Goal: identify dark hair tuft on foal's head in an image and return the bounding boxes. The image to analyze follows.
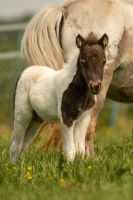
[76,32,109,49]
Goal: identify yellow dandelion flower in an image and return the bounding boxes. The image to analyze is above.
[27,175,33,180]
[27,166,32,171]
[60,178,65,188]
[26,171,30,176]
[88,166,92,170]
[26,166,33,181]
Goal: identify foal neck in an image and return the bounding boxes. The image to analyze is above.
[73,57,89,92]
[61,57,95,127]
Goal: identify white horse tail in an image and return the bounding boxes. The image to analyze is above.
[21,6,66,70]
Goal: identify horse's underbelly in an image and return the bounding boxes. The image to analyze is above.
[30,87,59,122]
[107,62,133,103]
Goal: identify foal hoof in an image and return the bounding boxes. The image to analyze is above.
[65,150,76,161]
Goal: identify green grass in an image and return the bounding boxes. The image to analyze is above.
[0,130,133,200]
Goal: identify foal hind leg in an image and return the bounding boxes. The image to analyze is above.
[22,112,42,151]
[10,108,33,163]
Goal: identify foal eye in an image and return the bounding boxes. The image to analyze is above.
[103,59,106,64]
[80,59,86,66]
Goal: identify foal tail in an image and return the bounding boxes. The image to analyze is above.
[21,5,66,70]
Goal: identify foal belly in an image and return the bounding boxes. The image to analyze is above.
[107,62,133,103]
[32,102,59,122]
[30,89,59,122]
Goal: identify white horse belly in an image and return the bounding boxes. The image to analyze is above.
[30,85,59,121]
[107,62,133,102]
[108,4,133,102]
[28,68,59,122]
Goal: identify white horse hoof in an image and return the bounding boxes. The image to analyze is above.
[65,150,76,161]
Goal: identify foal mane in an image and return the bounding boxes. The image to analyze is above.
[85,32,98,45]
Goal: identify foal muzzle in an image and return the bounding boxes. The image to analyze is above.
[89,80,102,95]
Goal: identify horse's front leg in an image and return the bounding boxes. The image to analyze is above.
[73,110,91,157]
[61,122,76,161]
[85,63,117,157]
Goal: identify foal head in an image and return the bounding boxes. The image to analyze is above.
[76,33,109,94]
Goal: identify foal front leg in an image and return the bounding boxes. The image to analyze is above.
[61,122,76,161]
[73,110,91,157]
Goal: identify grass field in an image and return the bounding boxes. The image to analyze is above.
[0,125,133,200]
[0,29,133,200]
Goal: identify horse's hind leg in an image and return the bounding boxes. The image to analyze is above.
[10,111,42,163]
[22,112,42,151]
[10,108,33,163]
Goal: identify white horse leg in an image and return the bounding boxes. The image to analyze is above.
[73,111,91,157]
[61,123,76,161]
[10,109,33,163]
[22,112,42,151]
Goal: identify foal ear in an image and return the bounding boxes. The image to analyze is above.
[98,33,109,48]
[76,34,85,48]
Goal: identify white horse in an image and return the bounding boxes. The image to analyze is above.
[10,33,108,162]
[21,0,133,156]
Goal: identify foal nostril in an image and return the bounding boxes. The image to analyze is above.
[94,83,101,91]
[89,81,102,93]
